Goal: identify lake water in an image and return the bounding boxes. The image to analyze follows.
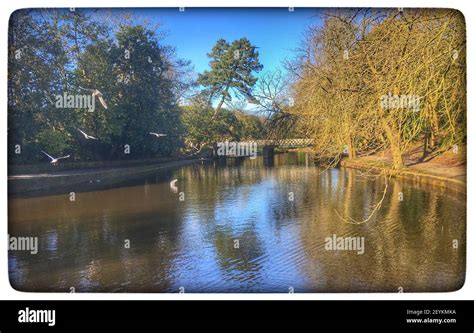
[8,152,466,292]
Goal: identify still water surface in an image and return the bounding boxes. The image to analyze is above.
[9,152,466,292]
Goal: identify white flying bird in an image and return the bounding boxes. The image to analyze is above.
[79,86,108,109]
[41,151,71,165]
[170,179,178,193]
[77,128,98,140]
[149,132,167,138]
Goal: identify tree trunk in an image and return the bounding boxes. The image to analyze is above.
[213,84,231,118]
[423,130,429,159]
[214,95,226,116]
[381,119,404,169]
[348,138,356,159]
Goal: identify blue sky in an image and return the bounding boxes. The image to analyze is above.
[134,8,320,77]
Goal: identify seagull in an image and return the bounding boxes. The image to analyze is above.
[41,151,71,165]
[170,179,178,193]
[78,86,108,109]
[77,128,98,140]
[149,132,167,138]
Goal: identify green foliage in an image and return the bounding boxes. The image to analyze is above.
[35,128,72,156]
[9,9,190,164]
[8,11,276,165]
[181,94,265,154]
[234,111,265,140]
[198,38,263,115]
[8,10,71,163]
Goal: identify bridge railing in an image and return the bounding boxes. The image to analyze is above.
[252,138,314,147]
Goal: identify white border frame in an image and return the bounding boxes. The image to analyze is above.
[1,0,471,300]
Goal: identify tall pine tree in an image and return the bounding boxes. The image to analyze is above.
[198,38,263,117]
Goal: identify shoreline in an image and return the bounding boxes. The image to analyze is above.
[8,157,203,197]
[340,158,466,195]
[9,152,467,197]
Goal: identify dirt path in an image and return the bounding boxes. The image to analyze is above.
[341,145,466,194]
[358,154,466,183]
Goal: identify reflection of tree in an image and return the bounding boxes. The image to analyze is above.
[9,173,187,292]
[263,156,274,167]
[298,167,465,292]
[9,152,466,292]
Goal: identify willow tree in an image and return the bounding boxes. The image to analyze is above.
[290,8,466,170]
[360,9,466,168]
[291,9,378,164]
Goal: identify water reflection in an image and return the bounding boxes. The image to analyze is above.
[8,152,465,292]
